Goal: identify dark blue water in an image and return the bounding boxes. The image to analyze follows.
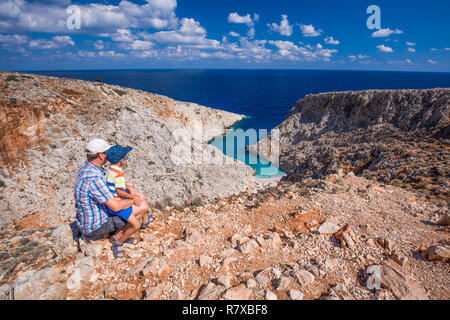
[31,69,450,132]
[31,69,450,176]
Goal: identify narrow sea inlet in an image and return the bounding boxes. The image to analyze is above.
[209,117,286,178]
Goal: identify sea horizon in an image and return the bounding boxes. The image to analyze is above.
[9,68,450,74]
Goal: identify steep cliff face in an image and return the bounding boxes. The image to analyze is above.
[251,88,449,201]
[0,71,257,227]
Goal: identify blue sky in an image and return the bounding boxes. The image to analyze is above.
[0,0,449,71]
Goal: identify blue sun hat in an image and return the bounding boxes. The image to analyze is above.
[106,145,133,164]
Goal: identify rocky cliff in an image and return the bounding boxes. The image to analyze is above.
[250,88,449,202]
[0,71,257,227]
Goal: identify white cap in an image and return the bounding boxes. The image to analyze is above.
[85,139,111,153]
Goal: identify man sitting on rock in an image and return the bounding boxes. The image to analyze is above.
[74,139,149,257]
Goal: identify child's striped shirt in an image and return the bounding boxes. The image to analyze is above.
[106,165,126,200]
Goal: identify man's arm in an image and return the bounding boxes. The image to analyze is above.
[116,188,141,205]
[104,198,134,212]
[90,178,133,212]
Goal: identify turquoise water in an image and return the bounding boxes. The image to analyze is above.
[209,118,286,178]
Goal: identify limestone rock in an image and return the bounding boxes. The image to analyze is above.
[0,284,10,300]
[293,270,315,286]
[217,275,232,288]
[273,277,291,290]
[199,255,213,268]
[333,224,357,249]
[222,286,252,300]
[39,283,65,300]
[142,257,169,277]
[437,214,450,226]
[67,257,95,291]
[197,282,226,300]
[185,229,204,246]
[269,233,282,247]
[238,239,259,254]
[255,274,270,288]
[145,286,161,300]
[13,267,63,300]
[366,261,429,300]
[246,279,257,289]
[265,289,277,300]
[316,221,340,235]
[222,256,237,268]
[424,245,450,262]
[288,289,304,300]
[52,225,78,258]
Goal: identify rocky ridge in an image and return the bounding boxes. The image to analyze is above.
[250,88,449,203]
[0,71,258,227]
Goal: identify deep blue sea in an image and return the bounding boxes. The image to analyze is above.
[31,69,450,177]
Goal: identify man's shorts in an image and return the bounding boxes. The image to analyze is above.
[106,205,133,221]
[84,215,127,241]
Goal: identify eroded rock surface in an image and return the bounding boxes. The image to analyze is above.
[250,89,449,202]
[0,71,257,227]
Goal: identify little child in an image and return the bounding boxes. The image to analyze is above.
[105,145,154,238]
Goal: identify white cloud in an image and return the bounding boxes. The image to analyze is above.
[227,12,258,39]
[348,54,370,62]
[228,12,253,25]
[77,50,96,58]
[178,18,205,35]
[431,47,450,51]
[93,40,105,50]
[247,27,255,39]
[110,29,135,42]
[140,18,219,49]
[405,59,412,64]
[324,36,339,45]
[0,0,179,34]
[145,0,177,11]
[0,33,28,51]
[268,15,293,36]
[406,41,416,46]
[268,40,337,61]
[29,35,74,49]
[427,59,437,64]
[119,40,154,50]
[299,24,322,37]
[371,28,403,37]
[98,50,125,58]
[408,47,415,53]
[228,31,240,37]
[376,44,394,53]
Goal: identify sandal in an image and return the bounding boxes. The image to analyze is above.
[141,215,156,229]
[123,237,138,245]
[111,239,124,258]
[110,235,137,245]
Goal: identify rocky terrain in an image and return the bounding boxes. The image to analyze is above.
[250,89,449,204]
[0,172,448,300]
[0,71,258,227]
[0,75,448,300]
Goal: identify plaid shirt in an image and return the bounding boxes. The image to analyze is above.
[74,162,114,235]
